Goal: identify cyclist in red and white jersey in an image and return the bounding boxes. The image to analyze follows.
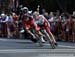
[33,11,57,45]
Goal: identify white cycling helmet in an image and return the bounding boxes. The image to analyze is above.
[33,11,39,16]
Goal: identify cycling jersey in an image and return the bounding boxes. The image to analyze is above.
[34,15,50,32]
[24,17,40,30]
[35,15,45,25]
[25,19,35,30]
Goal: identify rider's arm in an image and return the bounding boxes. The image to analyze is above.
[33,19,40,31]
[26,28,36,38]
[26,29,34,36]
[42,16,50,27]
[25,23,34,36]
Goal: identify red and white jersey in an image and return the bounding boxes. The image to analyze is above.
[34,15,46,25]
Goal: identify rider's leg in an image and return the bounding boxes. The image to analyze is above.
[45,26,57,43]
[36,31,45,42]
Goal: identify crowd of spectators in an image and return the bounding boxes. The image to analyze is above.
[0,7,75,42]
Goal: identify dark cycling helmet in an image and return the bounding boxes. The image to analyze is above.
[22,7,28,14]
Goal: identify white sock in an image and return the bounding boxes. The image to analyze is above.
[41,36,45,42]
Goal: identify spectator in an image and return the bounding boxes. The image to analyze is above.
[43,12,50,20]
[7,14,14,38]
[0,13,8,37]
[73,21,75,42]
[12,13,20,38]
[48,12,55,34]
[65,15,74,41]
[72,11,75,18]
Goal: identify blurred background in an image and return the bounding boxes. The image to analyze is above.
[0,0,75,14]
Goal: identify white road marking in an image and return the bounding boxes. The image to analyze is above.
[43,44,75,48]
[0,49,74,53]
[58,45,75,48]
[0,38,32,42]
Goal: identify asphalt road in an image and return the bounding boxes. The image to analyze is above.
[0,38,75,57]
